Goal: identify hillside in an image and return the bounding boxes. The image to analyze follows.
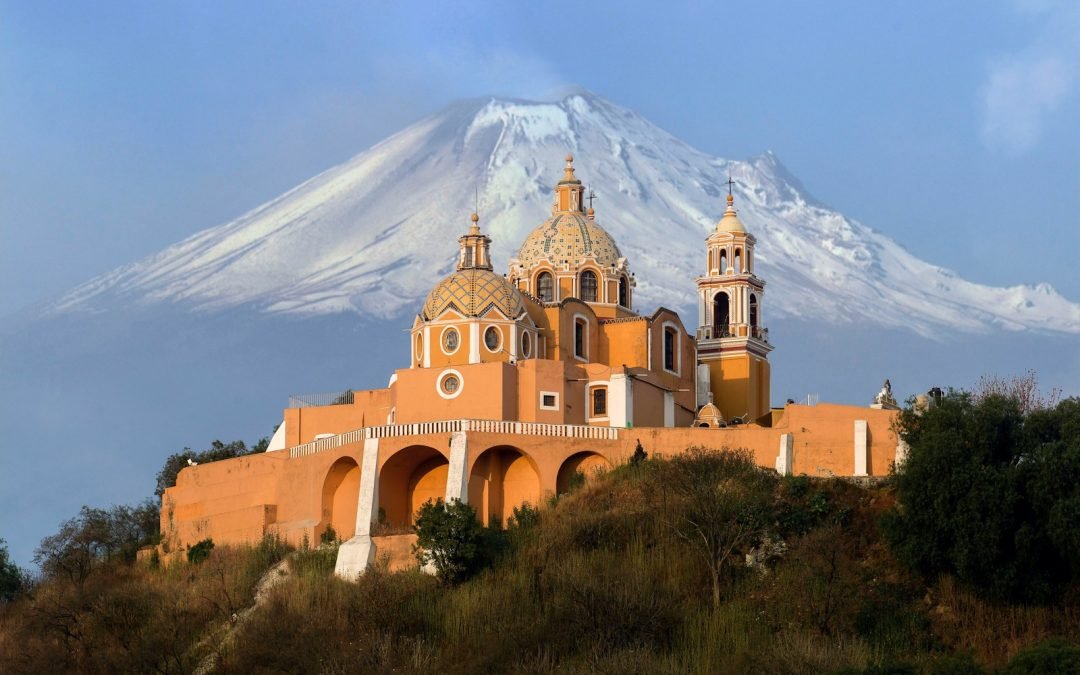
[3,447,1078,674]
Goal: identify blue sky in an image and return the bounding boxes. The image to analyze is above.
[2,0,1078,315]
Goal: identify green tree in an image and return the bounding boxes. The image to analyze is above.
[155,439,259,497]
[884,386,1080,603]
[648,446,776,608]
[0,538,24,602]
[413,498,489,584]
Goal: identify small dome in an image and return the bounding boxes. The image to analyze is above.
[423,268,524,320]
[517,212,623,271]
[715,194,746,234]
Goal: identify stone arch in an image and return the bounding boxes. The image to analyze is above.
[379,445,449,528]
[557,451,612,494]
[468,446,540,527]
[321,456,361,542]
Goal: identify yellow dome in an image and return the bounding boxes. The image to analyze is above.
[423,267,524,320]
[715,194,746,234]
[517,212,623,270]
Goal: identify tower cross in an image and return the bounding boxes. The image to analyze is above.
[587,187,597,210]
[725,176,736,196]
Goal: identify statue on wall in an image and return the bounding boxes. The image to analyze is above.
[872,379,899,409]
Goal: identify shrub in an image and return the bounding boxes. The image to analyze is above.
[186,538,214,564]
[1003,638,1080,675]
[413,499,491,584]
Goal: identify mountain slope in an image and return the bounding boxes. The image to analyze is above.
[48,93,1080,336]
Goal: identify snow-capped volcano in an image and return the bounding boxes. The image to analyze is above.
[50,92,1080,336]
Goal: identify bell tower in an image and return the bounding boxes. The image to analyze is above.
[695,189,773,423]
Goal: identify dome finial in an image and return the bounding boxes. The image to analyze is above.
[469,211,481,234]
[563,153,577,183]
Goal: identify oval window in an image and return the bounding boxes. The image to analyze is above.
[484,326,500,351]
[442,327,459,353]
[520,332,531,358]
[415,334,424,360]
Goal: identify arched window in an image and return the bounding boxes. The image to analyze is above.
[719,249,727,274]
[663,327,678,372]
[537,272,554,302]
[618,276,628,307]
[734,248,742,273]
[574,318,587,359]
[713,292,730,337]
[749,294,759,333]
[580,270,598,302]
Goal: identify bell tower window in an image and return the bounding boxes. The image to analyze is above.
[537,272,554,302]
[749,294,759,334]
[713,292,730,337]
[618,276,628,307]
[719,249,727,275]
[734,248,742,274]
[580,270,598,302]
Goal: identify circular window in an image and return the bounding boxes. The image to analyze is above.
[415,334,424,361]
[520,332,531,358]
[442,327,459,354]
[484,326,500,352]
[442,375,459,394]
[436,369,464,399]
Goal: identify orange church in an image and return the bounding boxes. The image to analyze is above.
[160,155,903,577]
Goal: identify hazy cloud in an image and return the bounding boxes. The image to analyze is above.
[979,2,1080,153]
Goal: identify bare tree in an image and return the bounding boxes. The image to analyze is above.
[973,369,1061,414]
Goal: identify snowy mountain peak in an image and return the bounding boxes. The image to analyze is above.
[48,91,1080,336]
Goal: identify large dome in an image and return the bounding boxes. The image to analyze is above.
[422,267,525,320]
[517,212,623,271]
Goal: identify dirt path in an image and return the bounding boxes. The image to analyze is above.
[193,557,292,675]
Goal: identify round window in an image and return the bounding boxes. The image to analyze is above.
[442,375,459,394]
[484,326,500,351]
[442,327,459,353]
[520,332,531,358]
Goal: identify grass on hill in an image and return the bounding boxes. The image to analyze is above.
[2,447,1079,674]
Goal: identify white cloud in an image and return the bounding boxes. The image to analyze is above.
[979,3,1080,153]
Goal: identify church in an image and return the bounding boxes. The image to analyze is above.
[160,155,902,578]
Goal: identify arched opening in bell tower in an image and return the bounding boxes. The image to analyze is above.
[749,294,759,335]
[618,276,628,307]
[713,292,730,338]
[719,249,727,275]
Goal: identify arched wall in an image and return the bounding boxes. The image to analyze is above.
[468,445,541,527]
[321,457,361,541]
[556,451,612,494]
[379,445,449,527]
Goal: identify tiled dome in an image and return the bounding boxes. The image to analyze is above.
[423,268,525,320]
[517,212,623,271]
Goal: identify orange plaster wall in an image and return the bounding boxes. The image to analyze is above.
[283,389,390,446]
[599,319,648,367]
[392,362,516,423]
[161,405,900,557]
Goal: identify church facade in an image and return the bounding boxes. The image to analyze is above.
[160,156,902,577]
